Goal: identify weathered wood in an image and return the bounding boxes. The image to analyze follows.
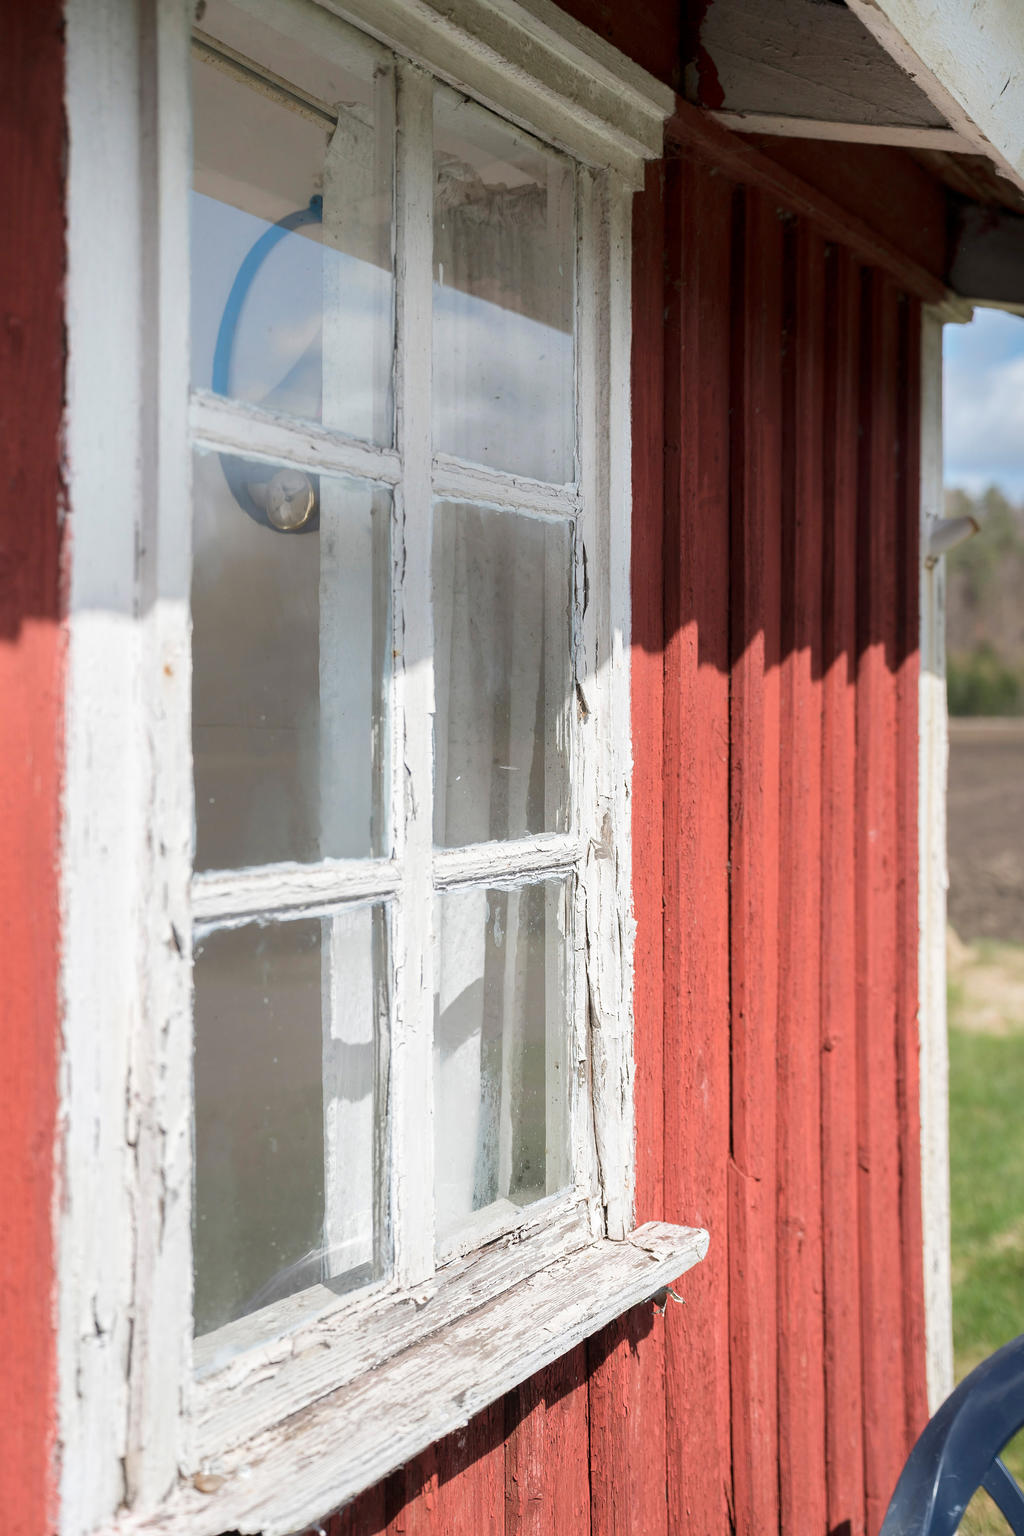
[896,294,930,1450]
[845,0,1024,193]
[587,1306,666,1536]
[717,113,967,151]
[62,0,196,1519]
[776,218,827,1536]
[821,242,867,1536]
[630,156,667,1251]
[504,1346,590,1535]
[729,186,783,1536]
[583,155,668,1536]
[664,104,948,304]
[856,270,910,1535]
[328,1481,388,1535]
[662,149,734,1536]
[190,389,402,484]
[384,1404,503,1536]
[194,1203,592,1450]
[692,0,949,129]
[123,1224,708,1536]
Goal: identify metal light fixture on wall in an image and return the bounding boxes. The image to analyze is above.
[924,512,982,568]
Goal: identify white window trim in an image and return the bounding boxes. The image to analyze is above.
[59,3,702,1534]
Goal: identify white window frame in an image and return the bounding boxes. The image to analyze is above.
[59,3,703,1534]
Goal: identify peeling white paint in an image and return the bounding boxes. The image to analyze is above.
[107,1223,710,1536]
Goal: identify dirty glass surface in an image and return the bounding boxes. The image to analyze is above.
[191,447,390,871]
[432,500,572,848]
[192,907,387,1341]
[191,0,394,443]
[433,87,575,482]
[433,880,570,1254]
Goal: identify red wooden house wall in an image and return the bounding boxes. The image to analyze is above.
[0,3,936,1535]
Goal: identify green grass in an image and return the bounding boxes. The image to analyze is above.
[948,957,1024,1532]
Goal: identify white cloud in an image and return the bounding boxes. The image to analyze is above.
[944,308,1024,498]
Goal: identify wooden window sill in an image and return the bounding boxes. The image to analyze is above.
[130,1220,708,1536]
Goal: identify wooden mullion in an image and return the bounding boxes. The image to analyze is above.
[189,390,402,485]
[391,59,436,1288]
[191,860,399,924]
[430,454,580,519]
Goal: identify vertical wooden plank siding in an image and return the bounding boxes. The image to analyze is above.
[586,156,668,1536]
[0,5,65,1535]
[821,244,868,1536]
[662,149,734,1536]
[776,219,828,1536]
[728,186,784,1536]
[505,1346,590,1535]
[896,297,930,1451]
[300,154,931,1536]
[857,271,911,1536]
[384,1405,504,1536]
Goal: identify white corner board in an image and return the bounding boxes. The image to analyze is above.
[117,1222,708,1536]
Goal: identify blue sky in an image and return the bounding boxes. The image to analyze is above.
[944,307,1024,498]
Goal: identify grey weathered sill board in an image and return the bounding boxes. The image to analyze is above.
[122,1222,708,1536]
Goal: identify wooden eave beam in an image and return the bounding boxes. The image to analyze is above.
[666,101,949,305]
[948,197,1024,308]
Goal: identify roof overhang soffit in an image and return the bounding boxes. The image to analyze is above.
[845,0,1024,195]
[691,0,1024,199]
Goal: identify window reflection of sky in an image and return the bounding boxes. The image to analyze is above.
[194,188,573,482]
[433,284,574,484]
[191,190,391,440]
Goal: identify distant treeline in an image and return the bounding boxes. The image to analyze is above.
[946,486,1024,716]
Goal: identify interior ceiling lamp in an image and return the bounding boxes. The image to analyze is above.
[212,194,323,534]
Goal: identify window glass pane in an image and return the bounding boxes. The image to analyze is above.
[433,501,571,847]
[193,906,388,1342]
[434,880,570,1255]
[192,1,393,442]
[192,448,389,870]
[433,88,574,482]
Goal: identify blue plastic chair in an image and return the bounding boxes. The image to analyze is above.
[880,1333,1024,1534]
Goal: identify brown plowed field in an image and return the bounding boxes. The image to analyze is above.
[948,718,1024,944]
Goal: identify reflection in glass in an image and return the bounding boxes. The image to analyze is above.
[191,449,389,871]
[433,501,571,848]
[191,0,393,442]
[433,881,569,1253]
[192,907,388,1340]
[433,87,575,482]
